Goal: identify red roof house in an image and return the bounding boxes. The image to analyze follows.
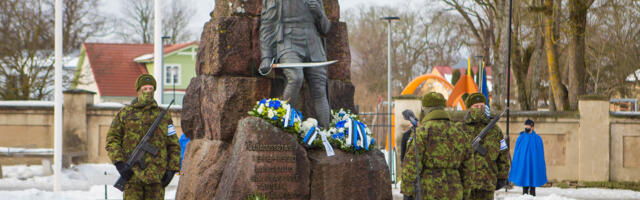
[74,42,198,104]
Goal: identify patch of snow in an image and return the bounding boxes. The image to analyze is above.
[1,163,178,199]
[92,102,125,109]
[133,53,153,62]
[0,101,54,107]
[0,147,53,156]
[496,186,640,200]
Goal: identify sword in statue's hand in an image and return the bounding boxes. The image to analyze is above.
[258,58,338,76]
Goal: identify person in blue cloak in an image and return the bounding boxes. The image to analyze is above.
[508,119,547,196]
[179,134,190,170]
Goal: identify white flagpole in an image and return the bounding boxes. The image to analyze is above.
[154,0,164,103]
[53,0,63,192]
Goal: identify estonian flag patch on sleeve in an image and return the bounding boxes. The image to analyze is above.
[168,124,177,136]
[500,139,508,151]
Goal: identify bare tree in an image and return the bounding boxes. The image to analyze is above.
[585,0,640,97]
[118,0,194,44]
[0,0,105,100]
[346,4,469,108]
[567,0,595,110]
[438,0,510,110]
[119,0,153,43]
[542,0,568,110]
[162,0,195,44]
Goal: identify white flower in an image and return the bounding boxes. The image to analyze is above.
[257,104,265,114]
[300,118,318,133]
[267,109,275,119]
[329,127,337,133]
[338,128,345,133]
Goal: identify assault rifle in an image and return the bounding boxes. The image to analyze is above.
[471,109,507,156]
[114,99,174,191]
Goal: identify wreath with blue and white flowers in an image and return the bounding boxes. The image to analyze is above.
[248,99,376,154]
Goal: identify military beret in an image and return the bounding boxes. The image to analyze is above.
[135,74,156,91]
[465,93,486,108]
[422,92,446,108]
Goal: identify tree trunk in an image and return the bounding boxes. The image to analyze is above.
[528,24,544,111]
[567,0,593,110]
[543,0,567,111]
[491,0,509,111]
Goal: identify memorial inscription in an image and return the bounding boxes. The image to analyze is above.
[246,141,300,199]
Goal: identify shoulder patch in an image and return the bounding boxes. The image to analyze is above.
[168,124,177,136]
[500,139,508,151]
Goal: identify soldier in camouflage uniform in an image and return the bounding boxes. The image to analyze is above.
[401,92,473,200]
[462,93,511,200]
[106,74,181,200]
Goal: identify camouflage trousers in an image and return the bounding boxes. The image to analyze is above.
[469,189,494,200]
[123,182,164,200]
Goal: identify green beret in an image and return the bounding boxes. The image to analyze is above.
[135,74,156,91]
[465,93,486,108]
[422,92,446,107]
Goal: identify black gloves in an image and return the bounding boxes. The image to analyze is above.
[115,162,133,180]
[161,170,177,187]
[496,178,508,190]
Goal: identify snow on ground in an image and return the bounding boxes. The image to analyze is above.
[4,163,640,200]
[496,186,640,200]
[1,163,178,200]
[392,182,640,200]
[0,101,53,107]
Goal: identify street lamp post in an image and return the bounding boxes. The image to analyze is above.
[382,16,399,185]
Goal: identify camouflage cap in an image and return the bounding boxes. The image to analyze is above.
[135,74,156,91]
[422,92,446,108]
[465,92,486,108]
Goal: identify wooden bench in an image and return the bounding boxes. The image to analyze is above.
[0,147,87,176]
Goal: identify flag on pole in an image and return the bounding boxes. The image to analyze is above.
[479,61,490,116]
[467,57,472,76]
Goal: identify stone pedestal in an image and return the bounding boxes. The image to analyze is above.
[175,0,392,199]
[177,117,392,200]
[176,139,230,200]
[215,117,311,199]
[308,149,391,200]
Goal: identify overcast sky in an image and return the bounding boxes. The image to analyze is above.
[95,0,418,43]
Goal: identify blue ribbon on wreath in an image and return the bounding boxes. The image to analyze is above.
[303,126,316,144]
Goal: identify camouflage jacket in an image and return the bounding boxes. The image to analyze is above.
[401,109,473,200]
[105,98,181,184]
[461,111,511,191]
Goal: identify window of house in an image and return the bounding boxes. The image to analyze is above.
[165,65,181,85]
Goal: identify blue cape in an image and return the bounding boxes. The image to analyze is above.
[508,130,548,187]
[179,134,190,169]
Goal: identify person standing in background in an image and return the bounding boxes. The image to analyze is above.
[509,119,548,196]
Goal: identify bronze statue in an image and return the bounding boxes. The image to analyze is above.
[259,0,332,127]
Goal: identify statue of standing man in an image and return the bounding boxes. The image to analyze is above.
[259,0,332,127]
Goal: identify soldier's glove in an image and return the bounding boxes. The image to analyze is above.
[495,178,508,190]
[115,162,133,180]
[258,58,272,76]
[161,170,177,187]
